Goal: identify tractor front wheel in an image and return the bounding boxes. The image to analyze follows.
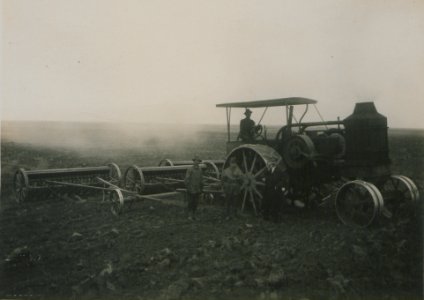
[335,180,384,227]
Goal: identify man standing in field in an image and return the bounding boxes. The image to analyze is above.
[185,155,203,221]
[239,108,256,142]
[222,157,244,220]
[263,161,289,222]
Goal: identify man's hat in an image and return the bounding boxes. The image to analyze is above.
[192,155,202,162]
[244,108,252,115]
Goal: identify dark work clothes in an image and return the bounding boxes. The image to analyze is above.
[222,165,244,217]
[185,165,203,217]
[263,165,288,222]
[187,192,201,217]
[239,117,256,142]
[185,166,203,194]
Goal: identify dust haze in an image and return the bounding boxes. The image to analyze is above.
[1,121,224,156]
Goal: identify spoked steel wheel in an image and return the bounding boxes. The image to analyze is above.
[380,175,420,219]
[158,159,174,166]
[224,145,282,215]
[108,163,122,186]
[202,160,221,179]
[335,180,384,227]
[123,165,144,194]
[14,169,29,203]
[109,188,124,216]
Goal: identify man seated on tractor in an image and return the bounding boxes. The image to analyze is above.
[239,108,256,142]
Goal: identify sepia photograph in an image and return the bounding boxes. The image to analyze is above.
[1,1,423,299]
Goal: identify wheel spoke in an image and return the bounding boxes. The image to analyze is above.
[253,186,263,199]
[250,154,257,173]
[249,190,257,215]
[254,166,267,178]
[240,181,247,190]
[242,151,248,173]
[126,176,135,184]
[241,189,248,212]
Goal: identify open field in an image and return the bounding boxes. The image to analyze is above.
[1,122,423,300]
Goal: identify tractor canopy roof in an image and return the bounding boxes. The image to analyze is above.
[216,97,317,108]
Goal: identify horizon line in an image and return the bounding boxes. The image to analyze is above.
[1,119,423,131]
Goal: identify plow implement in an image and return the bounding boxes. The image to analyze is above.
[13,160,224,216]
[123,161,223,194]
[13,163,121,203]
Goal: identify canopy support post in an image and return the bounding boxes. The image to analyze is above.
[258,106,268,125]
[226,107,231,142]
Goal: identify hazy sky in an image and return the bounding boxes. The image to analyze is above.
[1,0,424,128]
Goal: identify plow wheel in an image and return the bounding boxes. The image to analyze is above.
[224,144,282,215]
[108,163,122,185]
[109,189,124,216]
[380,175,420,219]
[203,160,221,179]
[14,168,29,203]
[123,165,144,194]
[335,180,384,227]
[158,159,174,166]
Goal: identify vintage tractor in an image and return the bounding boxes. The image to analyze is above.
[216,97,420,227]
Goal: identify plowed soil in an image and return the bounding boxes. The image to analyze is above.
[1,125,423,300]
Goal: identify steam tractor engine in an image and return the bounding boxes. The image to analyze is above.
[217,98,419,227]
